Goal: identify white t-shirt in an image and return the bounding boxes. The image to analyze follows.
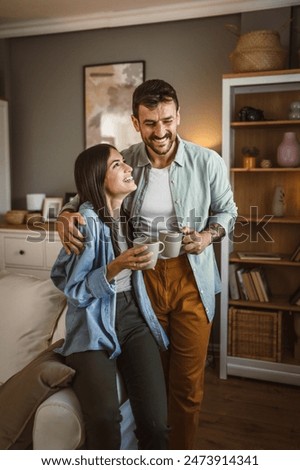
[139,166,179,239]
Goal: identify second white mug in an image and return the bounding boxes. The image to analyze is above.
[159,230,183,258]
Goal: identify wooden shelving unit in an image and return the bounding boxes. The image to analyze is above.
[220,69,300,386]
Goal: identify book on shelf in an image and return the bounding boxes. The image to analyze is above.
[241,269,259,301]
[249,269,266,302]
[235,267,248,300]
[229,264,240,300]
[289,286,300,306]
[236,251,282,261]
[290,244,300,262]
[255,267,270,302]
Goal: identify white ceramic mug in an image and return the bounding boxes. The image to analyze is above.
[133,237,165,270]
[159,230,183,258]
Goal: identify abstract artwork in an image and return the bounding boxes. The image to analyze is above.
[84,61,145,151]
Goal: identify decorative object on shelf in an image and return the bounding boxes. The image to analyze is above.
[42,197,63,222]
[4,210,28,225]
[227,28,287,73]
[277,132,300,167]
[271,185,286,217]
[243,156,256,169]
[294,313,300,361]
[238,106,264,122]
[26,193,46,212]
[288,101,300,120]
[260,159,272,168]
[242,146,259,169]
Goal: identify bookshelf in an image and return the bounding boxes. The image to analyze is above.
[220,70,300,386]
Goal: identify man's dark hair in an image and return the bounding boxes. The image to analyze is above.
[132,79,179,118]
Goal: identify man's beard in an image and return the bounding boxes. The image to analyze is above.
[146,133,175,156]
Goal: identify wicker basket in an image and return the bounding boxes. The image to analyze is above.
[230,30,287,73]
[5,210,28,225]
[228,307,282,362]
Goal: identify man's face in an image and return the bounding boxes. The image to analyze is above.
[131,100,180,159]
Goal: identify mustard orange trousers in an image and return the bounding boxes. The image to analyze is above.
[143,254,212,450]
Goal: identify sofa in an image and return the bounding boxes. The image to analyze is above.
[0,270,137,450]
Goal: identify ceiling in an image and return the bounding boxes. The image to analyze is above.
[0,0,298,38]
[0,0,180,21]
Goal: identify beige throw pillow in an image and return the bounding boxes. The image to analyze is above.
[0,271,66,384]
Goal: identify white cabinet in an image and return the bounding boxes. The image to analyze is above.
[220,69,300,386]
[0,100,10,221]
[0,226,61,279]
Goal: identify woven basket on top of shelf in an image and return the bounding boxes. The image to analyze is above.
[229,30,287,73]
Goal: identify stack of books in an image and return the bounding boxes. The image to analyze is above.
[229,265,270,302]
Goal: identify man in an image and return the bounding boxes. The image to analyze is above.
[58,79,237,449]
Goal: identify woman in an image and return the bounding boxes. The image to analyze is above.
[51,143,169,450]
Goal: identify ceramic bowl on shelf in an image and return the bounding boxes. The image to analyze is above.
[5,210,28,225]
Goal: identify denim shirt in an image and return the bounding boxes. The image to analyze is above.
[51,203,169,357]
[122,137,237,321]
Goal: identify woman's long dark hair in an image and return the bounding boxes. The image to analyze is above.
[74,143,129,256]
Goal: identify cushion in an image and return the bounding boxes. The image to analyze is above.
[0,271,66,384]
[51,305,67,344]
[0,340,75,450]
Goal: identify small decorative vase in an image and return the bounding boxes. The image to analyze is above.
[271,186,286,217]
[277,132,300,167]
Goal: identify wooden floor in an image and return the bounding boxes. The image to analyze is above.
[197,361,300,450]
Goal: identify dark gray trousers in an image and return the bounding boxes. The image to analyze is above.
[66,291,169,450]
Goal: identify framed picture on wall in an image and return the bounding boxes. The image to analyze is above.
[84,61,145,151]
[42,197,63,221]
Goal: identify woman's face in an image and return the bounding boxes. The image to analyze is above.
[104,148,137,199]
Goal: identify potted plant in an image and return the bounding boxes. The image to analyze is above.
[242,146,259,168]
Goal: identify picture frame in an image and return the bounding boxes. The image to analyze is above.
[84,61,145,151]
[42,197,63,221]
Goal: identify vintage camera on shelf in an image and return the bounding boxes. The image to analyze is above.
[238,106,264,122]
